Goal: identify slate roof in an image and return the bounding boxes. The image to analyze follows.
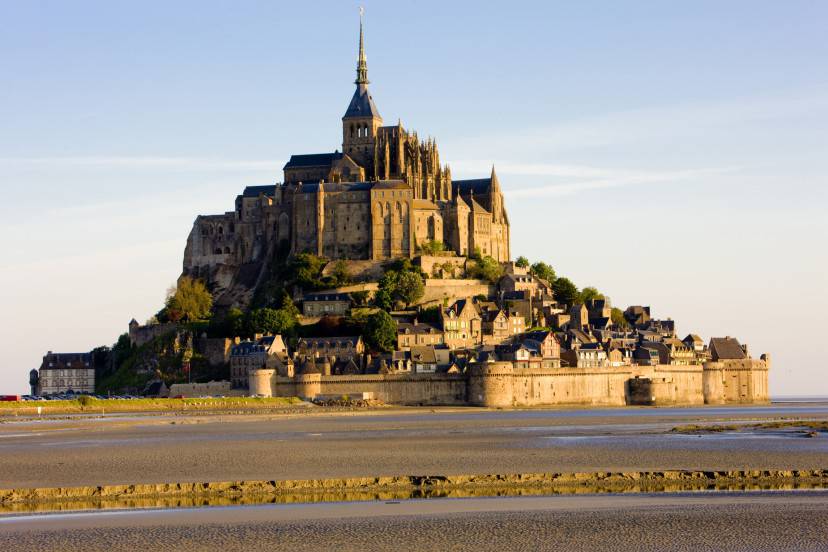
[452,178,492,196]
[40,352,92,369]
[397,321,442,335]
[231,341,266,356]
[303,293,352,303]
[344,84,382,118]
[242,185,276,198]
[283,152,343,170]
[709,337,747,360]
[298,336,362,348]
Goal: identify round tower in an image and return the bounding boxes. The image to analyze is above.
[702,361,725,405]
[249,368,275,397]
[468,361,514,407]
[295,372,322,400]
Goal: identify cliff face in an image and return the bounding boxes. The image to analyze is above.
[181,205,277,310]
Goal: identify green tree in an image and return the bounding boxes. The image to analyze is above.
[515,256,529,268]
[470,256,504,284]
[373,288,394,311]
[165,277,213,322]
[530,262,556,283]
[331,260,351,286]
[351,290,369,307]
[394,270,425,307]
[246,308,280,335]
[551,277,579,308]
[364,310,397,352]
[579,286,604,303]
[611,307,629,330]
[209,307,245,337]
[290,253,327,290]
[418,240,445,255]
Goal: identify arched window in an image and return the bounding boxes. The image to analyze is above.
[350,124,355,137]
[229,222,235,233]
[218,226,223,235]
[376,202,383,217]
[396,202,402,223]
[224,247,231,254]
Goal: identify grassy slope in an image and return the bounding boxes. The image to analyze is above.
[0,397,304,416]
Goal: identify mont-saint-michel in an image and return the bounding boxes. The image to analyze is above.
[8,7,828,552]
[29,17,769,407]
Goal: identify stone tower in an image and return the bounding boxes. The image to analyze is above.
[342,13,383,167]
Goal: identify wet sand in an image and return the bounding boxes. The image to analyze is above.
[5,491,828,551]
[1,405,827,488]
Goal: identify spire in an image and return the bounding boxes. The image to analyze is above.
[490,165,501,192]
[355,7,369,85]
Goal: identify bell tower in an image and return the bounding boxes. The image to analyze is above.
[342,9,383,167]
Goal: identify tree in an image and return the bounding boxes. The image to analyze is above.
[373,288,394,311]
[611,307,629,330]
[418,240,445,255]
[246,308,280,335]
[364,310,397,352]
[394,271,425,307]
[165,277,213,322]
[551,277,579,308]
[470,255,503,284]
[289,253,327,290]
[579,286,604,303]
[515,256,529,268]
[351,290,370,306]
[209,307,245,337]
[530,262,556,283]
[331,260,351,287]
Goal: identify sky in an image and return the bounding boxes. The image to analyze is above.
[1,0,826,396]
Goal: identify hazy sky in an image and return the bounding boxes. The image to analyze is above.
[1,1,826,395]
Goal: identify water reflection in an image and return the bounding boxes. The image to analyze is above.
[3,480,827,516]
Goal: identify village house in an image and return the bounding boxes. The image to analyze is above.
[396,319,444,350]
[481,308,526,345]
[296,336,364,362]
[230,335,289,388]
[520,330,561,360]
[441,298,482,349]
[302,292,352,317]
[709,336,749,361]
[37,352,95,395]
[663,337,696,365]
[561,342,607,368]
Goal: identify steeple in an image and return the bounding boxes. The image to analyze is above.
[342,8,382,165]
[355,8,369,85]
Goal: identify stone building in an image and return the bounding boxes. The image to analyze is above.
[230,335,289,389]
[302,292,352,317]
[181,17,510,307]
[37,352,95,395]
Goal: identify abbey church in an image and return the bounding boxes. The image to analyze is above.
[183,18,510,301]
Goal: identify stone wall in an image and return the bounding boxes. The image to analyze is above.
[169,381,242,398]
[194,337,233,366]
[421,279,494,306]
[262,359,769,407]
[129,323,179,348]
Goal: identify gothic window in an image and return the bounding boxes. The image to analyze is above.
[218,226,223,234]
[396,202,402,223]
[350,124,355,137]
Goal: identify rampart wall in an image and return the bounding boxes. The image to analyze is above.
[256,359,768,407]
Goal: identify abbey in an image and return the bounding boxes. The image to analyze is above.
[183,19,509,301]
